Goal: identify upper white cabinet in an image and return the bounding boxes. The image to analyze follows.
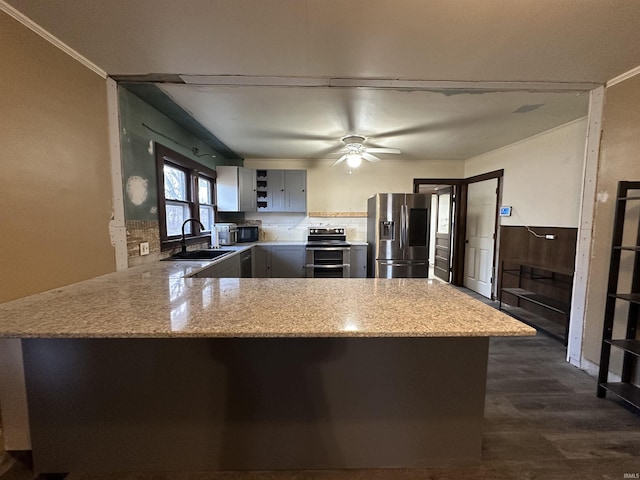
[256,169,306,213]
[216,166,257,212]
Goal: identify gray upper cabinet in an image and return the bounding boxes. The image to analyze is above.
[283,170,306,212]
[216,166,257,212]
[256,169,306,213]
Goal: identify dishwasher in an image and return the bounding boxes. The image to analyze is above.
[240,249,252,278]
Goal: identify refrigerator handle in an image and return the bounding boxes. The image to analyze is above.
[399,204,405,249]
[402,204,408,249]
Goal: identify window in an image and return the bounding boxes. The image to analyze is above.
[155,144,217,249]
[198,176,215,233]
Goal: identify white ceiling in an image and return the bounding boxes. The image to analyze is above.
[6,0,640,160]
[157,84,589,160]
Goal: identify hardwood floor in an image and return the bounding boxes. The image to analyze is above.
[2,314,639,479]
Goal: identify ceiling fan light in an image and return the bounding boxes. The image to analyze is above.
[346,153,362,168]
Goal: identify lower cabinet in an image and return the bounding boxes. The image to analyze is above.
[252,245,306,278]
[349,244,368,278]
[191,245,365,279]
[193,254,241,278]
[272,245,306,278]
[252,246,271,278]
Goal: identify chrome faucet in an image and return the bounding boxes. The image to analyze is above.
[181,218,205,254]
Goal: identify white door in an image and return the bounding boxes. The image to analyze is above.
[464,179,498,298]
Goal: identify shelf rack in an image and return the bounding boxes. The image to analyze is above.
[597,181,640,411]
[256,169,268,210]
[499,262,573,344]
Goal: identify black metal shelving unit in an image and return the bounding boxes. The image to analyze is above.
[597,181,640,410]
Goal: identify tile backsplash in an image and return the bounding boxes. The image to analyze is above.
[126,220,210,267]
[125,215,367,267]
[244,214,367,242]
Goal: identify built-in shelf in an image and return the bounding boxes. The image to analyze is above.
[499,261,573,345]
[597,180,640,412]
[499,305,566,342]
[501,288,569,314]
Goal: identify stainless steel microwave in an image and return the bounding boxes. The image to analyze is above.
[237,225,259,243]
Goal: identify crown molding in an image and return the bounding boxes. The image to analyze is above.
[0,0,106,79]
[606,65,640,88]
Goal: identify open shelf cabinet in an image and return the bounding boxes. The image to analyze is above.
[597,181,640,411]
[499,262,573,344]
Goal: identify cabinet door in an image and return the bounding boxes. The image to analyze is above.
[350,245,368,278]
[270,245,306,278]
[252,246,271,278]
[216,166,256,212]
[215,255,241,277]
[239,167,257,212]
[215,166,239,211]
[195,255,241,278]
[284,170,307,212]
[265,170,285,212]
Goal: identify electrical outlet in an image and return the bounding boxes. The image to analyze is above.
[139,242,150,255]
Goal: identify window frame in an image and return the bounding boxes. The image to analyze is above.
[198,175,216,234]
[155,144,217,251]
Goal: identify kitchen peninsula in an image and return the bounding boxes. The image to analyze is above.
[0,254,534,473]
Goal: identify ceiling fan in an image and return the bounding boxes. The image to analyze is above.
[331,135,401,168]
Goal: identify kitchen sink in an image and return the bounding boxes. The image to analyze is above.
[164,250,234,261]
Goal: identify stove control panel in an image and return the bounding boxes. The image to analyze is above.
[309,227,345,236]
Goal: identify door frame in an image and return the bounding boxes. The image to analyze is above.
[414,169,503,291]
[413,178,463,284]
[434,186,454,282]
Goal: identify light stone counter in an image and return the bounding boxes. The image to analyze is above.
[0,256,534,338]
[0,254,535,472]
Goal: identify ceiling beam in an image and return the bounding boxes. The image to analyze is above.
[173,75,600,93]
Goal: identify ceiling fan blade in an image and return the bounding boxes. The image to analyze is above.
[362,152,381,163]
[312,145,345,159]
[242,129,333,141]
[366,147,401,154]
[331,154,349,166]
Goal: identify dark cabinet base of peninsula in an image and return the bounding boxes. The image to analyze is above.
[23,336,490,472]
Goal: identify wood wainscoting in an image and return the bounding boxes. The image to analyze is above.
[498,226,577,344]
[498,226,577,272]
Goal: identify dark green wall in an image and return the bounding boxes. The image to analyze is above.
[118,87,242,221]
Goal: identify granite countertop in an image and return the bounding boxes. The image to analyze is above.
[0,253,534,339]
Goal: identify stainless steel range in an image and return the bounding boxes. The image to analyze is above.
[305,227,351,278]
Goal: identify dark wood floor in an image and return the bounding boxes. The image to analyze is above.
[2,328,640,479]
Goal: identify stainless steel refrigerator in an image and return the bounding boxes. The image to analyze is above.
[367,193,430,278]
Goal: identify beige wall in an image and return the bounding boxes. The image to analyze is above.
[464,118,587,228]
[582,75,640,368]
[0,12,115,302]
[244,158,464,240]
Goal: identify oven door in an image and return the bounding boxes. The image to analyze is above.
[305,247,350,278]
